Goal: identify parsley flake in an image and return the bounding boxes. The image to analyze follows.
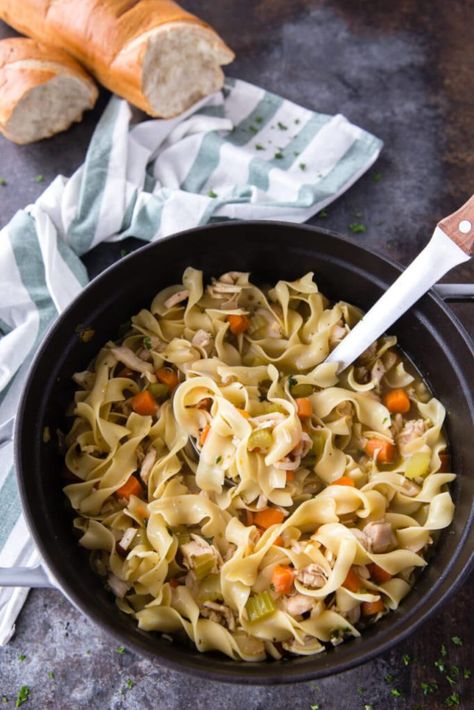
[364,706,374,710]
[421,681,438,695]
[15,686,30,708]
[255,144,264,151]
[317,209,328,218]
[274,151,284,160]
[349,222,367,233]
[295,118,301,124]
[445,692,460,707]
[255,116,263,124]
[0,178,7,186]
[249,126,258,134]
[215,456,222,464]
[441,643,448,657]
[277,122,288,130]
[435,658,446,673]
[143,336,152,350]
[47,671,55,680]
[115,646,126,654]
[299,163,307,171]
[208,190,218,198]
[356,686,365,696]
[463,668,471,679]
[18,654,26,662]
[390,688,402,698]
[120,248,128,257]
[451,636,462,647]
[125,679,135,690]
[446,675,456,687]
[384,673,394,684]
[310,705,319,710]
[372,172,382,182]
[35,174,45,183]
[288,375,297,388]
[402,654,411,666]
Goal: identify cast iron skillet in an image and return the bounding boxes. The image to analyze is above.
[15,221,474,684]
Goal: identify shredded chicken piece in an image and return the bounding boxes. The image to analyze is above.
[296,563,327,589]
[344,605,361,625]
[201,601,236,631]
[107,573,130,598]
[362,520,397,553]
[285,593,315,617]
[255,494,268,511]
[329,320,347,347]
[252,412,286,429]
[118,527,137,552]
[353,565,370,580]
[164,289,189,309]
[72,370,95,389]
[181,534,221,571]
[219,271,248,284]
[390,413,404,437]
[370,358,385,384]
[139,448,157,485]
[396,419,427,454]
[350,528,369,549]
[191,329,213,352]
[401,478,421,497]
[111,346,154,374]
[382,350,397,371]
[358,341,378,363]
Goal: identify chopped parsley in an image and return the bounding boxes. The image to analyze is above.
[390,688,402,698]
[372,172,382,182]
[364,706,374,710]
[215,456,222,464]
[310,705,319,710]
[274,151,284,160]
[299,163,306,171]
[143,336,152,350]
[35,174,45,183]
[208,190,218,198]
[288,375,297,388]
[18,654,26,661]
[249,126,258,134]
[295,118,301,124]
[277,122,288,130]
[402,653,411,666]
[120,248,128,257]
[255,116,263,124]
[384,673,394,684]
[421,681,438,695]
[317,209,328,218]
[75,325,95,343]
[255,144,264,151]
[451,635,462,647]
[356,686,365,696]
[125,679,135,690]
[349,222,367,233]
[463,668,471,679]
[47,671,55,680]
[115,645,126,654]
[441,643,448,657]
[0,178,7,186]
[435,658,446,673]
[445,692,460,707]
[15,686,30,707]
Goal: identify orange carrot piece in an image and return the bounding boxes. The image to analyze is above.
[116,475,143,499]
[286,470,295,482]
[271,564,294,595]
[227,314,249,335]
[342,567,361,593]
[365,438,395,464]
[295,397,312,419]
[156,366,179,389]
[253,507,285,529]
[331,475,355,487]
[361,598,385,616]
[439,452,451,473]
[273,535,284,546]
[131,390,158,416]
[199,424,211,446]
[368,563,392,584]
[236,407,250,418]
[384,388,410,414]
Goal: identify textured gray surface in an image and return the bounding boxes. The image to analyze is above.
[0,1,473,708]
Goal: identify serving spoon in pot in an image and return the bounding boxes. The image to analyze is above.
[325,194,474,373]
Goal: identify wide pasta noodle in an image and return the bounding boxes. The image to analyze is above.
[63,268,455,661]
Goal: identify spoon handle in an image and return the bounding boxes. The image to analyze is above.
[326,196,473,373]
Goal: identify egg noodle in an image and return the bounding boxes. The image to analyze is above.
[63,269,454,660]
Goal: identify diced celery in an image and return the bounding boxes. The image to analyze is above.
[197,573,223,602]
[247,429,273,453]
[290,383,314,398]
[261,402,283,414]
[311,430,325,459]
[246,591,276,622]
[193,553,215,580]
[148,383,169,402]
[405,451,431,480]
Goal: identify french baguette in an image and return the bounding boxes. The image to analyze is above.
[0,37,98,144]
[0,0,234,118]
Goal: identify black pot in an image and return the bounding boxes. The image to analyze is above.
[14,221,474,684]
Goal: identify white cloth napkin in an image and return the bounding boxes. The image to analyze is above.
[0,77,382,644]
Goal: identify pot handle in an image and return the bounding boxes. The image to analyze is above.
[0,565,55,588]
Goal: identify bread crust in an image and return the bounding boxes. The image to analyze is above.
[0,37,98,143]
[0,0,234,116]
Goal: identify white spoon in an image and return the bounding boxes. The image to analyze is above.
[325,195,474,372]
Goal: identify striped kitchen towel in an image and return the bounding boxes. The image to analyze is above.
[0,77,382,644]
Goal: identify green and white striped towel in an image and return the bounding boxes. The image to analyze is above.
[0,77,382,644]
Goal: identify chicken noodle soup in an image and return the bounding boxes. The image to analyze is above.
[63,269,454,660]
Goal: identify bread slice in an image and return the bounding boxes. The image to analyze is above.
[0,38,98,144]
[0,1,234,118]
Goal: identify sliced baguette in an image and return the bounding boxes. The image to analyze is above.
[0,38,98,144]
[0,0,235,118]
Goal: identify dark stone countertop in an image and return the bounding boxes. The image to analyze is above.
[0,2,472,709]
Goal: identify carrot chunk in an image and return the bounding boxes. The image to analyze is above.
[253,507,285,529]
[199,424,210,446]
[361,598,385,616]
[365,438,395,464]
[295,397,312,419]
[116,475,142,499]
[156,366,179,390]
[368,563,392,584]
[273,535,284,547]
[331,475,355,487]
[228,314,250,335]
[131,390,158,416]
[439,452,451,472]
[384,388,410,414]
[236,407,250,418]
[342,567,362,592]
[271,564,294,595]
[286,470,295,482]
